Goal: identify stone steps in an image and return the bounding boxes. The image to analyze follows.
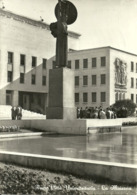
[0,105,46,120]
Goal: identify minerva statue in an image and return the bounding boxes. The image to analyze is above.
[50,0,77,68]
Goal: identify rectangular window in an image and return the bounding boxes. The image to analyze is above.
[20,54,25,66]
[20,73,24,83]
[83,93,88,103]
[75,76,79,86]
[101,92,106,102]
[92,58,96,68]
[83,75,88,86]
[101,56,106,67]
[75,93,79,103]
[7,71,12,82]
[75,60,79,69]
[92,92,96,103]
[32,56,37,67]
[8,52,13,64]
[83,59,88,69]
[131,94,134,102]
[131,62,134,72]
[101,74,106,84]
[42,58,47,69]
[42,76,46,85]
[131,77,134,88]
[92,75,96,85]
[68,60,71,69]
[31,74,36,85]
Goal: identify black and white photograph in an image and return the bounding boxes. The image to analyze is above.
[0,0,137,194]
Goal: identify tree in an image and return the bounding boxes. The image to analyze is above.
[111,99,136,118]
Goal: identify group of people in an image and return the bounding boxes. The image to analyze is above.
[11,106,22,120]
[77,106,117,119]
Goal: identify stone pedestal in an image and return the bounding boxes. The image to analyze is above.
[46,67,76,119]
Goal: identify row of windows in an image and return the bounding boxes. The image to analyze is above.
[53,57,106,69]
[75,57,106,69]
[75,92,137,104]
[7,71,46,85]
[8,52,47,69]
[115,93,125,101]
[131,78,137,88]
[75,74,106,86]
[75,92,106,103]
[130,61,137,73]
[115,92,137,103]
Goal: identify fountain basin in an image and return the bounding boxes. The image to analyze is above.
[0,151,136,184]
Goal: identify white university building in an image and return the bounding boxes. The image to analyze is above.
[0,8,137,114]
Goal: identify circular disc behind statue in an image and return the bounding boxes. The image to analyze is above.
[55,1,77,25]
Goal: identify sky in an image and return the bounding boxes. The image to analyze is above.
[1,0,137,54]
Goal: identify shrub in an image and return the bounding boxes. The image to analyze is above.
[111,99,136,118]
[0,165,88,195]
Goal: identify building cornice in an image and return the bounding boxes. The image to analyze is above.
[68,46,137,57]
[0,8,81,39]
[0,8,50,30]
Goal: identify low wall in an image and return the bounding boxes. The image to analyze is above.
[0,151,136,184]
[86,119,122,128]
[0,120,31,128]
[0,117,136,135]
[30,119,86,135]
[86,117,137,128]
[0,120,87,135]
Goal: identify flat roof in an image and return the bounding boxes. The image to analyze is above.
[69,46,137,57]
[0,8,81,39]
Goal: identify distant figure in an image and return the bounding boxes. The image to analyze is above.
[77,107,80,118]
[110,110,114,119]
[106,108,111,119]
[11,106,17,120]
[86,108,91,118]
[98,106,102,119]
[100,109,106,119]
[17,106,22,120]
[93,107,99,119]
[80,107,83,119]
[90,107,94,118]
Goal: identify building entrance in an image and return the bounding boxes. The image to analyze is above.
[6,90,12,105]
[19,91,47,114]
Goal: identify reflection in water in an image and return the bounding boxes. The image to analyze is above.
[0,133,137,164]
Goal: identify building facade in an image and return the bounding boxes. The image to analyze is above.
[49,46,137,109]
[0,9,137,114]
[0,8,80,114]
